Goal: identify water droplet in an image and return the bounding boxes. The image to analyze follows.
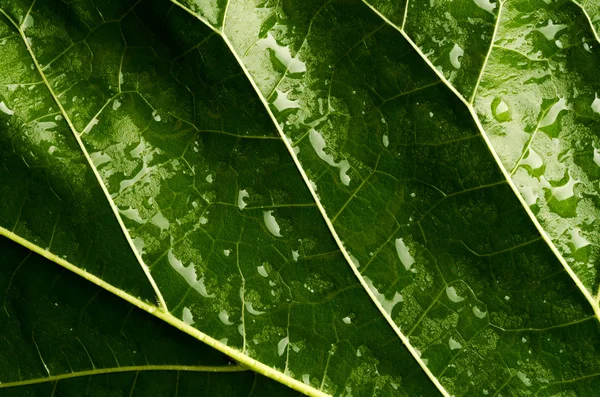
[537,20,567,41]
[168,249,215,298]
[119,206,146,224]
[272,89,300,112]
[218,310,234,325]
[446,286,465,303]
[591,93,600,114]
[309,129,352,186]
[257,265,269,278]
[132,236,145,256]
[449,43,464,69]
[182,307,194,325]
[0,101,14,115]
[364,276,403,315]
[342,316,352,324]
[448,337,462,350]
[263,211,283,237]
[237,189,248,210]
[539,97,568,128]
[568,228,591,250]
[150,211,169,231]
[551,171,579,201]
[473,0,496,14]
[521,148,543,170]
[517,371,532,387]
[245,302,265,316]
[472,306,487,318]
[257,33,306,74]
[82,117,99,134]
[395,238,415,271]
[277,336,289,356]
[21,14,34,31]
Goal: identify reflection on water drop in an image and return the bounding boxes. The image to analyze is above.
[218,310,234,325]
[364,276,403,315]
[82,117,99,134]
[119,206,146,224]
[182,307,194,325]
[446,286,465,303]
[257,33,306,74]
[551,171,579,201]
[537,20,567,41]
[520,148,543,170]
[539,98,568,128]
[272,89,300,112]
[257,265,269,278]
[517,371,532,387]
[491,98,510,122]
[0,101,15,116]
[90,151,112,167]
[237,189,249,210]
[309,129,352,186]
[22,15,34,31]
[263,211,283,237]
[150,211,169,231]
[395,238,415,271]
[591,93,600,114]
[473,0,496,14]
[382,134,389,147]
[168,249,215,298]
[473,306,487,319]
[245,302,265,315]
[449,43,464,69]
[568,228,591,250]
[449,337,462,350]
[277,336,289,356]
[594,147,600,167]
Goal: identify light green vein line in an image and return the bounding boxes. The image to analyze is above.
[490,315,595,332]
[0,364,248,389]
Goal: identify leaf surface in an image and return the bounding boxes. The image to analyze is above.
[2,0,600,396]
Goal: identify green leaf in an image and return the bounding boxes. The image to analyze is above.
[2,0,600,396]
[0,235,301,396]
